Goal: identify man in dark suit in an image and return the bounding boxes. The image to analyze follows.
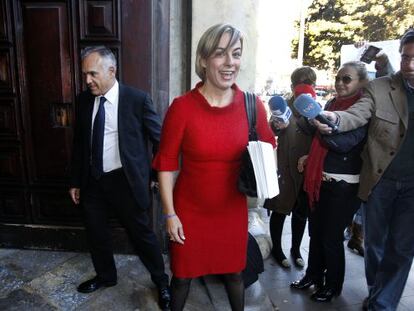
[69,46,170,310]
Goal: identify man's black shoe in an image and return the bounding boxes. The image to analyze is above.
[310,286,341,302]
[158,286,171,310]
[290,275,321,290]
[77,277,117,293]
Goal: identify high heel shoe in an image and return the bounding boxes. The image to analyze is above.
[290,275,321,290]
[310,286,341,302]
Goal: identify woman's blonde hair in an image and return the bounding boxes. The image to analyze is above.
[195,23,243,81]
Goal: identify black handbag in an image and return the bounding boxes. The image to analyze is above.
[242,232,264,288]
[237,92,258,197]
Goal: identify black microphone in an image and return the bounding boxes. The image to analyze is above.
[268,96,292,123]
[293,94,338,131]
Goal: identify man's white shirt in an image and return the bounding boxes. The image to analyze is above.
[91,80,122,172]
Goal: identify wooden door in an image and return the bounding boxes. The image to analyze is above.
[0,0,170,251]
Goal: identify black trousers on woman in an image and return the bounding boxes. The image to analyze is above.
[306,179,360,292]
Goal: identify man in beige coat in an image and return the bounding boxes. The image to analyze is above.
[316,29,414,311]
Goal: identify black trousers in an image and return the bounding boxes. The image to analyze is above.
[306,179,360,291]
[82,168,168,288]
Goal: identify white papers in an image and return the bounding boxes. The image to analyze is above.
[247,141,279,199]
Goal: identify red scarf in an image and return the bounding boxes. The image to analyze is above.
[303,91,362,209]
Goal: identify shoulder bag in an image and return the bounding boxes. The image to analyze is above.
[237,92,258,197]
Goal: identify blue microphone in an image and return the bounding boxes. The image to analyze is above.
[268,96,292,123]
[293,94,338,131]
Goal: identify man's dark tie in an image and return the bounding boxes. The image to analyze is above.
[91,96,106,179]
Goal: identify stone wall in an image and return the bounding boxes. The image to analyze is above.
[169,0,190,104]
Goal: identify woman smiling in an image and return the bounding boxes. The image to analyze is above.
[291,61,369,302]
[153,24,275,310]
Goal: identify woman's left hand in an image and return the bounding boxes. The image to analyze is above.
[167,215,186,245]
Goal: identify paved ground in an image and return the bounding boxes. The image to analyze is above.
[1,216,414,310]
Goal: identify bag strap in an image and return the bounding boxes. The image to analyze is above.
[244,92,258,141]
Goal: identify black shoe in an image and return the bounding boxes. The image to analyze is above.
[362,297,368,311]
[290,275,320,290]
[158,286,171,310]
[77,277,117,293]
[310,286,341,302]
[348,239,364,257]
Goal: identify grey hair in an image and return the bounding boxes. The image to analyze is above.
[341,61,368,81]
[195,23,243,81]
[81,46,117,68]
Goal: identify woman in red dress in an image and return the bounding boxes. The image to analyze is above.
[153,24,275,310]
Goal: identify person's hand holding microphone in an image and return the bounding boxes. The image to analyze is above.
[268,95,292,130]
[293,94,339,134]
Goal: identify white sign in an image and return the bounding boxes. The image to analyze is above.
[340,40,400,73]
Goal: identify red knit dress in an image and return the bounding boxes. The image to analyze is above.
[153,83,275,278]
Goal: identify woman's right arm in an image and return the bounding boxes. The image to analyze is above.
[158,171,185,244]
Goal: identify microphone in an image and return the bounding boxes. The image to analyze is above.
[268,96,292,123]
[293,94,338,131]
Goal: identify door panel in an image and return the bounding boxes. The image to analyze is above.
[0,48,15,93]
[0,0,11,42]
[80,0,120,40]
[0,146,25,183]
[21,2,73,182]
[0,188,28,222]
[0,98,20,140]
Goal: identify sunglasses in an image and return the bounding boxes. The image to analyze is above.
[335,75,354,85]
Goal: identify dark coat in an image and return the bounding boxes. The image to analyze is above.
[70,83,161,209]
[322,121,367,175]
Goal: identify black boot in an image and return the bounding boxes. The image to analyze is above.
[310,286,341,302]
[270,212,291,268]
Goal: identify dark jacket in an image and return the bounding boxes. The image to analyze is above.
[322,99,367,176]
[70,83,161,209]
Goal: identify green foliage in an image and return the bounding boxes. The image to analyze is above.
[292,0,414,70]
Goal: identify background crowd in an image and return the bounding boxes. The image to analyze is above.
[67,21,414,311]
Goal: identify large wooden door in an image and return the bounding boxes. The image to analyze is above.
[0,0,170,251]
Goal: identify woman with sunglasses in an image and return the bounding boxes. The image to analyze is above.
[290,61,369,302]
